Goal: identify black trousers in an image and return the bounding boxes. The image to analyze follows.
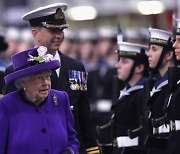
[146,134,169,154]
[112,147,146,154]
[168,131,180,154]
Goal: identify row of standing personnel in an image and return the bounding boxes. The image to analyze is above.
[96,19,180,154]
[2,2,180,154]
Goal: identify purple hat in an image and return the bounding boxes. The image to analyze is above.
[4,46,60,84]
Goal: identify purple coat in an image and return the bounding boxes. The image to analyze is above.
[0,89,79,154]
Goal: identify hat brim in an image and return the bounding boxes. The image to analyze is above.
[22,3,67,21]
[5,60,60,84]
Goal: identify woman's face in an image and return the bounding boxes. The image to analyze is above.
[148,44,163,69]
[173,35,180,61]
[115,57,134,81]
[21,71,52,104]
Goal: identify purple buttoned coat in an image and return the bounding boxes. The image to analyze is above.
[0,89,79,154]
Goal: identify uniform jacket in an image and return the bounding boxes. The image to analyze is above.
[3,51,98,153]
[52,51,98,152]
[0,89,79,154]
[149,73,169,119]
[111,78,146,138]
[166,81,180,120]
[164,69,180,154]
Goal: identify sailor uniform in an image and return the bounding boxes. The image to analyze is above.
[146,73,170,154]
[0,89,79,154]
[165,77,180,154]
[111,78,147,154]
[149,73,169,119]
[146,27,174,154]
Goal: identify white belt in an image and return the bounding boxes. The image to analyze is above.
[153,124,170,134]
[116,136,138,148]
[96,99,112,112]
[170,120,180,131]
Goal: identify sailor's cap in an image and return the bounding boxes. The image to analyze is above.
[117,42,148,64]
[118,42,148,55]
[63,29,77,40]
[149,28,172,46]
[6,27,20,41]
[124,28,149,43]
[97,26,117,40]
[78,28,98,42]
[22,3,69,29]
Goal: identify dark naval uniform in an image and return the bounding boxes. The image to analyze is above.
[87,67,117,125]
[111,78,146,154]
[146,73,170,154]
[3,51,99,154]
[164,70,180,154]
[87,67,120,154]
[52,51,98,153]
[149,73,168,119]
[0,89,79,154]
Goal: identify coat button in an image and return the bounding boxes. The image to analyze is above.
[42,148,49,154]
[40,128,47,133]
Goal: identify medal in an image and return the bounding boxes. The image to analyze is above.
[68,70,88,91]
[70,84,76,90]
[75,83,80,90]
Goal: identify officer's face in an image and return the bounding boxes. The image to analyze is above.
[21,71,51,105]
[148,44,163,69]
[32,27,64,55]
[115,57,134,81]
[173,35,180,61]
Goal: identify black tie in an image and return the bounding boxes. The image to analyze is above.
[51,70,58,89]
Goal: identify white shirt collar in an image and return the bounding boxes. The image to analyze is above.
[53,51,61,77]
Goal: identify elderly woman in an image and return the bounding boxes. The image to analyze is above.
[0,46,79,154]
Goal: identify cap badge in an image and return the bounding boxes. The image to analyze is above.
[54,8,65,20]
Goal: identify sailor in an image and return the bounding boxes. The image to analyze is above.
[111,41,149,154]
[146,28,175,154]
[165,17,180,154]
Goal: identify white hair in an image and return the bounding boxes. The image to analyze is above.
[14,76,29,90]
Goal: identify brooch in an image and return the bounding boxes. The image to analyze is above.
[52,94,58,105]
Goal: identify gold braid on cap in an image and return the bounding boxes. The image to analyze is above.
[118,51,138,56]
[150,38,168,45]
[42,23,70,29]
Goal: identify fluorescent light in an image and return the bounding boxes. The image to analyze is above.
[137,0,165,15]
[67,6,97,21]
